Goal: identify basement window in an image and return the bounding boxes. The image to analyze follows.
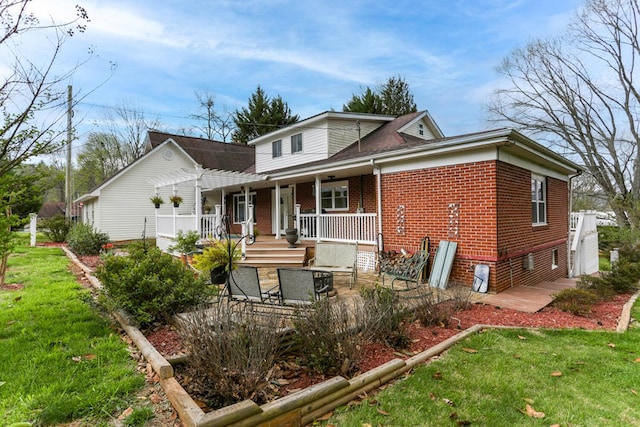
[552,249,558,269]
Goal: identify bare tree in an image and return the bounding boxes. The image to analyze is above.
[0,0,90,177]
[103,100,163,162]
[488,0,640,228]
[190,91,235,142]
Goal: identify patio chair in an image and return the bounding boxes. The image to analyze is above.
[225,265,278,304]
[276,268,331,305]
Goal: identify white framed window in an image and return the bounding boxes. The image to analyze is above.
[233,193,256,224]
[531,175,546,225]
[319,180,348,210]
[272,139,282,158]
[418,123,424,136]
[551,248,558,269]
[291,133,302,153]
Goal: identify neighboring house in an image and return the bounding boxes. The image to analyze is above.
[145,110,582,293]
[37,202,82,221]
[75,131,255,242]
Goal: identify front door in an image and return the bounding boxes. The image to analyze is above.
[271,188,293,235]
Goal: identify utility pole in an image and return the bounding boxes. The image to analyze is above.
[65,85,73,220]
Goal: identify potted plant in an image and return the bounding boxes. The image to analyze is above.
[192,239,241,284]
[169,230,200,265]
[150,195,164,209]
[170,194,183,207]
[203,203,212,214]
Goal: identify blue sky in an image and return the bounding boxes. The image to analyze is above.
[29,0,584,145]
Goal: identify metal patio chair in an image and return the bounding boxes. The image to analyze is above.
[276,268,332,305]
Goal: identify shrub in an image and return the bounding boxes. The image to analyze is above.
[579,252,640,296]
[412,283,472,328]
[39,215,72,242]
[178,302,285,407]
[359,285,411,348]
[293,297,365,376]
[66,222,110,255]
[598,225,640,253]
[552,288,599,316]
[577,274,614,301]
[96,243,213,326]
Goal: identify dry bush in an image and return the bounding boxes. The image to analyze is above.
[177,301,287,407]
[358,285,412,348]
[292,297,366,376]
[412,283,472,327]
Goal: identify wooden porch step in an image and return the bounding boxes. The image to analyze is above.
[239,236,309,268]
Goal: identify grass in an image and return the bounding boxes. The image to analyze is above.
[326,307,640,426]
[0,236,146,426]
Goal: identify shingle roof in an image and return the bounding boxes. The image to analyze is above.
[146,131,255,173]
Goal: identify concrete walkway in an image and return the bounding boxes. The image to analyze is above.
[471,278,578,313]
[256,267,578,313]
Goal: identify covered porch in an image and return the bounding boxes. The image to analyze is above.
[148,164,381,256]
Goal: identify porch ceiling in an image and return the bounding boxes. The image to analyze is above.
[148,167,267,190]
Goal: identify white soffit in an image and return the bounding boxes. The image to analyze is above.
[148,167,266,190]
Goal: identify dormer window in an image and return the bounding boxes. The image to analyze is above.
[291,133,303,154]
[272,139,282,158]
[418,124,424,136]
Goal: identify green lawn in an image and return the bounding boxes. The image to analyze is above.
[326,304,640,426]
[0,240,146,426]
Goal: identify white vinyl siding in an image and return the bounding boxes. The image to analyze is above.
[401,119,436,139]
[254,126,327,173]
[97,145,195,241]
[327,119,382,156]
[254,116,390,173]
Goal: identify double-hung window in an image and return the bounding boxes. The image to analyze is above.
[291,133,303,154]
[233,193,257,224]
[272,139,282,158]
[320,180,348,210]
[531,175,546,225]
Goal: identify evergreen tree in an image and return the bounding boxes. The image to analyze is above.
[343,76,417,116]
[232,86,299,143]
[342,87,383,114]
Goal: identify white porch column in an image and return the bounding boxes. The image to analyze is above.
[275,181,281,239]
[315,175,321,242]
[195,172,202,237]
[220,189,226,225]
[244,186,250,228]
[172,185,177,236]
[214,204,222,239]
[374,165,383,250]
[295,204,301,243]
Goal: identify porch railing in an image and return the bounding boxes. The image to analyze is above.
[157,214,220,239]
[157,210,377,245]
[298,213,377,244]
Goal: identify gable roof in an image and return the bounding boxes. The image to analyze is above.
[260,111,448,174]
[76,132,257,202]
[146,131,255,172]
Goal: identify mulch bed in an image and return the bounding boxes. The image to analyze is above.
[144,292,632,406]
[60,249,634,414]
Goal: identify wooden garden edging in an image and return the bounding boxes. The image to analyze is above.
[64,249,640,427]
